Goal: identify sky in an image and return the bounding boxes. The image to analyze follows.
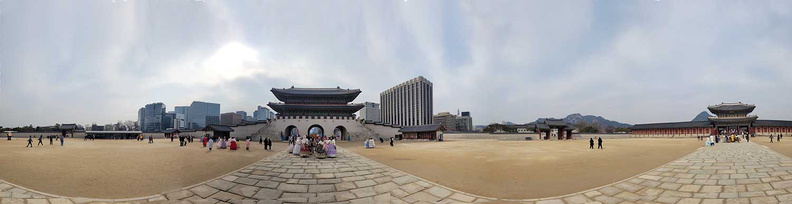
[1,0,791,128]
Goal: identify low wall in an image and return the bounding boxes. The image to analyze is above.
[443,133,635,141]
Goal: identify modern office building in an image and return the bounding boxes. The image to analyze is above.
[456,111,474,132]
[358,102,381,123]
[174,106,190,129]
[221,112,243,126]
[254,106,274,121]
[236,111,247,119]
[188,101,220,130]
[137,102,167,132]
[433,112,458,131]
[380,76,433,127]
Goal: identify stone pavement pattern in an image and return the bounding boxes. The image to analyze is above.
[3,142,792,204]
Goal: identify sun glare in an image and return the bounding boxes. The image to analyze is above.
[203,42,261,80]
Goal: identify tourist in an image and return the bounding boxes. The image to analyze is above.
[315,139,327,159]
[59,135,64,146]
[49,135,53,145]
[390,137,394,147]
[208,138,214,151]
[770,134,774,143]
[778,134,782,143]
[202,136,208,147]
[327,138,337,158]
[589,138,594,149]
[267,138,273,150]
[259,136,263,145]
[246,137,251,150]
[178,135,184,147]
[287,137,294,153]
[220,138,228,149]
[597,137,603,149]
[379,137,384,143]
[293,136,302,155]
[37,135,44,146]
[148,135,153,144]
[26,136,33,148]
[299,136,311,157]
[230,137,238,150]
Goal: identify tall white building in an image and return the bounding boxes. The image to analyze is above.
[380,76,433,127]
[358,102,381,123]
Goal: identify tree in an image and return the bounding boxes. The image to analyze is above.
[614,127,631,133]
[605,125,616,134]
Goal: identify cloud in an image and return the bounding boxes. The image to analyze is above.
[1,0,791,127]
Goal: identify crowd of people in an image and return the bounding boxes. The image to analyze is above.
[25,135,64,147]
[287,135,338,159]
[701,133,752,147]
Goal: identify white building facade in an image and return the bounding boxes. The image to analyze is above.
[380,76,433,127]
[358,102,382,123]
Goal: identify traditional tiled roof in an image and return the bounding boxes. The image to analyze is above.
[271,87,362,96]
[755,120,792,127]
[163,129,182,133]
[630,121,711,130]
[202,124,235,132]
[59,124,77,130]
[399,124,445,133]
[708,102,755,114]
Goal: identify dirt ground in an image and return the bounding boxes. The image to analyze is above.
[339,138,702,199]
[754,135,792,157]
[0,137,284,198]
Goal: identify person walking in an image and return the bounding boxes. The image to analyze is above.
[747,133,751,142]
[259,136,263,145]
[26,136,33,148]
[208,138,214,151]
[770,134,774,143]
[597,137,603,149]
[179,135,185,147]
[59,135,64,146]
[379,137,384,143]
[37,135,44,146]
[390,137,394,147]
[778,134,782,143]
[148,135,154,144]
[171,135,174,143]
[265,138,272,150]
[49,135,54,145]
[246,137,251,151]
[589,138,594,149]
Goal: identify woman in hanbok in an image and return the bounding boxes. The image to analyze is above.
[364,138,370,148]
[315,140,327,159]
[293,136,302,155]
[220,138,228,149]
[299,137,311,157]
[230,137,238,150]
[287,137,295,153]
[326,138,337,158]
[368,138,376,148]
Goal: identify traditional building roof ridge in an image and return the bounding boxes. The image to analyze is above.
[399,124,444,133]
[630,121,712,130]
[202,124,234,132]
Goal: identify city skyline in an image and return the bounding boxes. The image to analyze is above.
[2,1,792,127]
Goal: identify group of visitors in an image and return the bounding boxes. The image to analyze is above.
[26,135,64,147]
[288,135,337,159]
[588,137,603,149]
[262,138,273,150]
[704,133,752,147]
[770,133,783,143]
[177,135,194,146]
[203,136,244,151]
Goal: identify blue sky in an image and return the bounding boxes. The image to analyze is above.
[1,0,791,127]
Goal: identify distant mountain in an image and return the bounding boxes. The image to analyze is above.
[540,113,632,128]
[692,111,713,122]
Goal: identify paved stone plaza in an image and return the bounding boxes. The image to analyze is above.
[4,142,792,204]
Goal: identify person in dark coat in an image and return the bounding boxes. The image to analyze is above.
[380,137,384,143]
[597,137,603,149]
[390,137,394,147]
[589,138,594,149]
[37,135,44,146]
[26,136,33,148]
[259,136,263,145]
[49,135,54,145]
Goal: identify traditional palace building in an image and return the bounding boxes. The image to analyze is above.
[631,103,792,138]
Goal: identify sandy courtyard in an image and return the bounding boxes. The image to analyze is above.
[339,138,702,199]
[0,138,284,198]
[754,136,792,157]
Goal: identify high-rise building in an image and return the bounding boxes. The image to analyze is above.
[245,116,255,122]
[254,106,274,121]
[456,111,473,132]
[358,102,381,123]
[174,106,190,129]
[137,108,145,131]
[221,112,243,125]
[188,101,220,129]
[236,111,247,120]
[380,76,433,126]
[137,102,167,132]
[433,112,458,131]
[163,112,175,129]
